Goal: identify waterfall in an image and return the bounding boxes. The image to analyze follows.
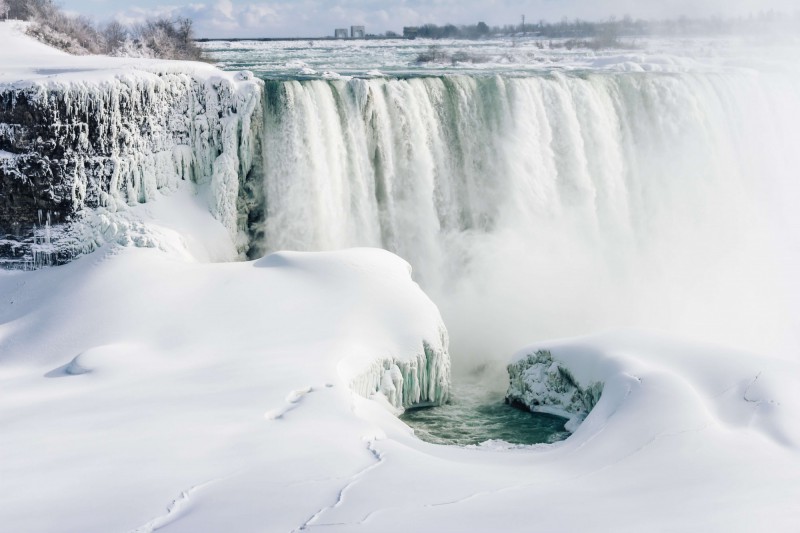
[254,72,800,363]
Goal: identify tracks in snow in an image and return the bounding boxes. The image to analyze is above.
[292,439,385,531]
[265,384,334,420]
[128,478,221,533]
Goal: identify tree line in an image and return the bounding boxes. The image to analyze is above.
[0,0,203,60]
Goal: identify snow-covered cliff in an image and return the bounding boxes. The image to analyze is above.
[0,23,262,267]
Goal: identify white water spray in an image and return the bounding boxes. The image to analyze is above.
[257,71,800,367]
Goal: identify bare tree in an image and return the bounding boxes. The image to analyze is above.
[176,18,193,46]
[101,20,127,54]
[26,9,104,55]
[9,0,204,61]
[6,0,52,20]
[133,17,203,60]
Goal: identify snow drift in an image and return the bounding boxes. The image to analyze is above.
[330,332,800,532]
[0,246,452,532]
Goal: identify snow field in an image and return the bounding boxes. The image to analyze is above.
[0,246,450,532]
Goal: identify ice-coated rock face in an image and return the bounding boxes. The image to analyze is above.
[506,349,603,430]
[350,337,451,411]
[0,70,262,268]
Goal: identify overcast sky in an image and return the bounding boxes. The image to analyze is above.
[64,0,800,38]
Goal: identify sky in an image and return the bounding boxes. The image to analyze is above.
[63,0,800,38]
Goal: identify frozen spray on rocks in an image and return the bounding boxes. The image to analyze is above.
[506,350,603,433]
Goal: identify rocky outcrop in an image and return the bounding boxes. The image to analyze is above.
[0,70,262,268]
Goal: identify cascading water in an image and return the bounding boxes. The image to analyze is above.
[252,71,800,367]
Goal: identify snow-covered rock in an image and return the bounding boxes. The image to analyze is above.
[506,349,603,430]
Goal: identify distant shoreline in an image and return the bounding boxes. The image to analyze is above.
[197,36,414,42]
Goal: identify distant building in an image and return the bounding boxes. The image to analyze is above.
[403,26,419,39]
[334,28,348,39]
[350,25,365,38]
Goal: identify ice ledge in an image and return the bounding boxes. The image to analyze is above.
[349,333,451,411]
[506,349,603,432]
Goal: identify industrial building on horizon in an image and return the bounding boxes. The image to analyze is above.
[334,25,366,39]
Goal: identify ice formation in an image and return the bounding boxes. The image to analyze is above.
[349,337,451,410]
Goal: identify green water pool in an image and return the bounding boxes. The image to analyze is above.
[401,382,570,446]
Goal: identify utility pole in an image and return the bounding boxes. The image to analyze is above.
[521,14,525,34]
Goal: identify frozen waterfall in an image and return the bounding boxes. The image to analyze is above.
[254,72,800,362]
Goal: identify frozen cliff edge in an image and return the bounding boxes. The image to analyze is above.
[299,249,451,412]
[0,32,263,267]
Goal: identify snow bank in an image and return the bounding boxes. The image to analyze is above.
[506,332,800,449]
[0,245,452,533]
[314,331,800,532]
[257,249,451,411]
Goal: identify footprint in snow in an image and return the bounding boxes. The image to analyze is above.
[264,384,335,420]
[265,386,314,420]
[286,386,313,403]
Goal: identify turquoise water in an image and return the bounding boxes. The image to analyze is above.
[401,382,570,446]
